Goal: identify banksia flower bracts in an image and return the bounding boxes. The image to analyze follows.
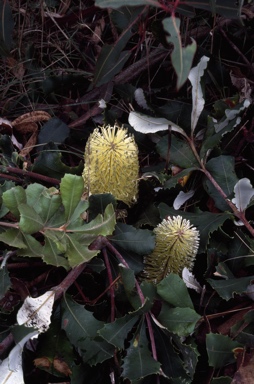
[144,215,200,284]
[83,124,139,206]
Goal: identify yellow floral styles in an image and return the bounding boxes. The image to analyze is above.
[144,216,200,284]
[83,124,139,206]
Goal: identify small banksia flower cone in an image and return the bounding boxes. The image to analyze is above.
[82,124,139,206]
[144,216,200,284]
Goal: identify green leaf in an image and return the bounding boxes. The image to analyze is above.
[204,155,238,211]
[111,223,155,255]
[206,333,242,368]
[95,0,156,8]
[152,326,189,380]
[88,193,116,220]
[162,17,196,90]
[18,204,44,234]
[60,174,84,222]
[32,142,83,180]
[0,0,14,56]
[18,234,44,258]
[62,295,115,365]
[186,0,243,18]
[158,203,232,252]
[0,228,27,249]
[65,233,99,267]
[0,181,15,218]
[2,186,26,219]
[99,314,139,349]
[207,275,254,301]
[135,204,161,228]
[94,45,131,87]
[38,117,70,145]
[0,265,11,300]
[158,303,201,337]
[25,184,62,224]
[121,320,161,381]
[157,274,194,309]
[43,237,70,269]
[118,265,142,310]
[156,135,199,169]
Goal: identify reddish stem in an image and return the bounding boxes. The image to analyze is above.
[103,247,115,322]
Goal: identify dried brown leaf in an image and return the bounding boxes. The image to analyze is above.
[19,131,38,157]
[53,358,72,376]
[34,357,51,369]
[12,111,51,127]
[14,122,38,134]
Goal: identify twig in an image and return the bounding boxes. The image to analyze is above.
[1,166,60,185]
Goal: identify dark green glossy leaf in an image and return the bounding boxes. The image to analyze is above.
[32,143,83,180]
[95,0,155,9]
[158,303,201,337]
[118,264,142,310]
[0,0,14,56]
[156,135,199,169]
[38,117,70,145]
[152,326,189,380]
[158,203,233,252]
[206,333,242,368]
[60,174,84,222]
[111,223,155,255]
[99,314,139,349]
[135,204,161,228]
[0,265,11,300]
[157,274,194,309]
[163,17,196,90]
[121,320,161,380]
[204,155,238,211]
[88,193,116,220]
[62,295,115,366]
[207,275,254,301]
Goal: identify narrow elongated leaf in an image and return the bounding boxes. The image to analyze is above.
[163,17,196,89]
[188,56,209,133]
[121,320,161,380]
[157,274,194,309]
[158,303,201,337]
[158,203,233,252]
[118,265,143,310]
[128,111,185,135]
[60,174,84,222]
[0,0,14,56]
[2,186,26,219]
[0,266,11,300]
[204,156,238,211]
[95,0,158,8]
[206,333,242,369]
[186,0,243,18]
[0,181,15,218]
[62,295,115,365]
[18,204,44,234]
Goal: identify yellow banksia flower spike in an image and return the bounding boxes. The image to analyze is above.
[82,124,139,206]
[143,216,200,284]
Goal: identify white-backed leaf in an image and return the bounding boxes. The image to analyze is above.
[232,178,254,212]
[17,291,55,332]
[128,111,186,135]
[173,190,195,210]
[182,268,202,293]
[134,88,151,110]
[188,55,209,133]
[214,99,250,133]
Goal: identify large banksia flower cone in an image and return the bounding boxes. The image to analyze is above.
[82,124,139,206]
[144,216,200,284]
